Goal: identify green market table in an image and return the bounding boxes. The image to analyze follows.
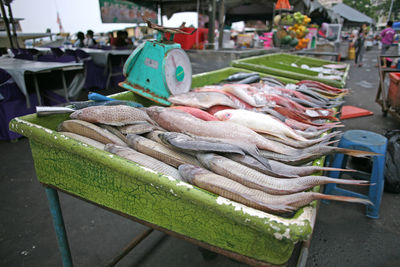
[10,67,323,266]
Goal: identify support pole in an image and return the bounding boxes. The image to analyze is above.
[6,1,19,48]
[0,0,14,49]
[45,187,73,267]
[207,0,216,49]
[217,0,225,50]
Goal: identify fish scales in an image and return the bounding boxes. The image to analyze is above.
[70,105,153,126]
[59,119,127,146]
[146,107,298,156]
[197,153,368,195]
[126,134,201,168]
[105,144,182,180]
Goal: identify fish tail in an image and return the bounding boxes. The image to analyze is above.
[332,147,381,157]
[327,177,371,186]
[315,193,373,206]
[319,167,357,173]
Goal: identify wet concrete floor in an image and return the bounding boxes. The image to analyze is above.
[1,47,399,267]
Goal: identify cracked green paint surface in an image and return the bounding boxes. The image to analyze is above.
[8,68,323,265]
[231,53,350,88]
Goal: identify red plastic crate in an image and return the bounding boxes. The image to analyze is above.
[388,72,400,108]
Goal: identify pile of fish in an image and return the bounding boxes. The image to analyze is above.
[55,93,376,215]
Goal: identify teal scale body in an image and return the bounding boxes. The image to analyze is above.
[121,39,192,106]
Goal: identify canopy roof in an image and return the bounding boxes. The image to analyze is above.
[331,3,375,25]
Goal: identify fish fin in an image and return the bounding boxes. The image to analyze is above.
[316,193,373,206]
[332,147,381,158]
[321,167,357,172]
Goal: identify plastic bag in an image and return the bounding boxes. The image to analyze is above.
[384,130,400,193]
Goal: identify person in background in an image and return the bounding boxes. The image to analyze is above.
[353,24,368,67]
[107,32,115,45]
[380,21,395,67]
[84,30,97,47]
[74,31,85,48]
[112,30,128,48]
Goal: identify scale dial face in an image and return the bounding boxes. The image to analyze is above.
[163,48,192,95]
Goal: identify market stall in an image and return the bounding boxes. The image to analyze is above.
[231,53,349,88]
[10,21,371,267]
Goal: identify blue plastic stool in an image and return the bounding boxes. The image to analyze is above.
[324,130,387,219]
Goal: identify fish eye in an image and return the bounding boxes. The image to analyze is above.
[225,113,231,118]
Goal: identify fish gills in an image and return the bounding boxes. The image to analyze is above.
[58,120,127,146]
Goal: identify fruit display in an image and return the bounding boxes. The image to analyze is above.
[273,11,312,50]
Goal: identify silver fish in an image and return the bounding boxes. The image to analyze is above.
[58,120,127,146]
[196,153,369,195]
[179,164,373,214]
[159,132,245,155]
[126,134,200,168]
[105,144,182,180]
[227,154,355,178]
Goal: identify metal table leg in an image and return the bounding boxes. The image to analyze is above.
[61,71,70,103]
[33,74,42,106]
[45,187,73,267]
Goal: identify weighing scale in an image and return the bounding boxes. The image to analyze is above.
[120,17,196,106]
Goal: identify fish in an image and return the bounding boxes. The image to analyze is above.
[145,130,166,144]
[296,80,349,94]
[58,120,127,146]
[70,105,154,126]
[260,77,285,87]
[179,164,373,214]
[104,144,182,180]
[126,134,200,168]
[146,107,299,156]
[70,100,143,109]
[259,145,379,165]
[236,75,260,84]
[119,122,159,135]
[168,91,239,109]
[98,124,129,144]
[59,131,105,150]
[158,132,245,156]
[226,72,259,81]
[259,132,340,149]
[221,84,265,107]
[294,128,332,139]
[170,106,219,121]
[214,109,308,142]
[196,153,369,195]
[227,154,355,178]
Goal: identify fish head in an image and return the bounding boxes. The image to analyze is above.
[145,106,164,121]
[178,164,207,184]
[195,153,217,169]
[125,134,141,148]
[213,110,233,121]
[69,110,82,119]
